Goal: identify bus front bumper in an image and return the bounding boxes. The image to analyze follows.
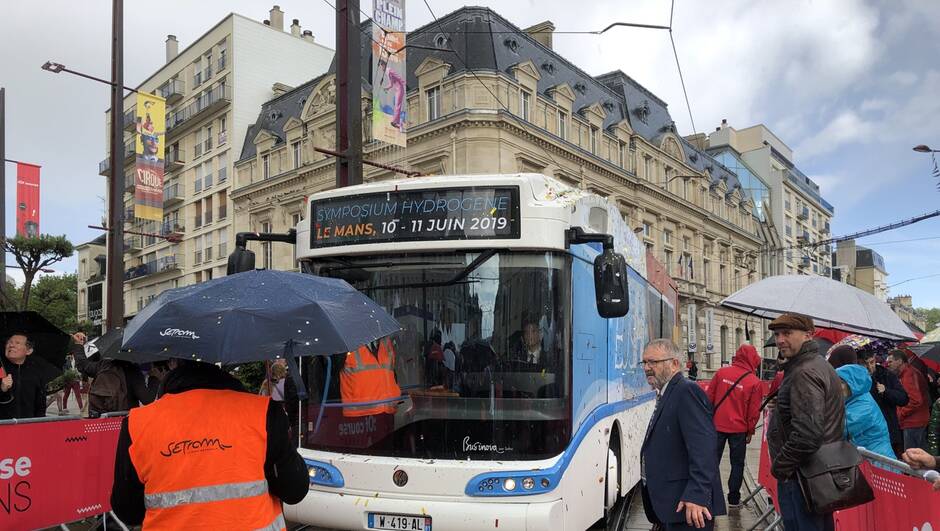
[285,489,566,531]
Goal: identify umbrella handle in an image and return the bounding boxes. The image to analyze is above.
[284,342,308,401]
[313,356,331,435]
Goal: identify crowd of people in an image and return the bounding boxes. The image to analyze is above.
[640,313,940,531]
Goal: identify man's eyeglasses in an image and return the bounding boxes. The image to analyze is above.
[638,358,676,367]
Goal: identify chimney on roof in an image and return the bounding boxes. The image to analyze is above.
[291,18,301,37]
[269,5,284,31]
[720,118,728,129]
[165,34,179,63]
[272,82,294,97]
[302,30,315,43]
[263,19,270,25]
[524,21,555,50]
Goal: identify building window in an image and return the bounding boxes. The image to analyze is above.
[262,154,270,180]
[520,90,531,121]
[219,116,227,145]
[644,157,652,180]
[720,264,727,292]
[217,152,228,183]
[590,126,598,154]
[261,221,272,269]
[618,141,626,168]
[663,230,672,245]
[292,141,302,169]
[195,164,203,193]
[642,221,652,238]
[426,86,441,121]
[703,259,710,288]
[664,250,673,275]
[558,110,567,140]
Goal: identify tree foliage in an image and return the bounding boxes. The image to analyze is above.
[3,235,74,309]
[27,273,79,333]
[919,307,940,333]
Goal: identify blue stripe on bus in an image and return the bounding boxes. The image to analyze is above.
[464,391,655,496]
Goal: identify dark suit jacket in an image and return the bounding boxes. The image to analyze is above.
[641,372,726,524]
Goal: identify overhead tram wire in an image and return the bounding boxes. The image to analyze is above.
[667,0,696,134]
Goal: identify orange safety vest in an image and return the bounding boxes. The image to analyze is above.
[340,339,401,417]
[127,389,285,531]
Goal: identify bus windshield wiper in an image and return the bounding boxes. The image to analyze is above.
[364,249,498,291]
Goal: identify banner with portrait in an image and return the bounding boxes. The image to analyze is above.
[134,92,166,221]
[371,0,407,147]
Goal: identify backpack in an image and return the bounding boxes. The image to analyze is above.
[88,360,130,414]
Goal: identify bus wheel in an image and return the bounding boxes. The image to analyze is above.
[605,447,620,513]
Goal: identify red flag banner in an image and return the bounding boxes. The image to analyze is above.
[0,417,122,529]
[15,163,40,237]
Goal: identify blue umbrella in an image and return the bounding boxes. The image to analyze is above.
[118,269,401,364]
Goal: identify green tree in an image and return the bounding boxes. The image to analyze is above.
[919,307,940,333]
[27,273,79,332]
[2,235,73,309]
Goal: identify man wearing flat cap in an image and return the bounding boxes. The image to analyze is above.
[765,313,845,531]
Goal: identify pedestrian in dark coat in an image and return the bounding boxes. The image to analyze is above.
[766,313,845,531]
[641,339,725,530]
[0,333,56,420]
[858,350,908,457]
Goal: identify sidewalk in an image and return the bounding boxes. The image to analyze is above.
[623,423,769,531]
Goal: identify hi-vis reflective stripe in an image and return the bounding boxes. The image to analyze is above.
[254,512,286,531]
[144,479,269,509]
[344,346,393,374]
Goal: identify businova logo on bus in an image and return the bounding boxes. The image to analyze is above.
[159,328,200,340]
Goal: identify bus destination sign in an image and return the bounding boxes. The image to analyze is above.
[310,186,520,248]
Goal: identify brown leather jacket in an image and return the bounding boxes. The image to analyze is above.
[767,340,845,480]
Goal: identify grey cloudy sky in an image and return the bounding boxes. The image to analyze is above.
[2,0,939,308]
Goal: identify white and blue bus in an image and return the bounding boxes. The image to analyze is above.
[238,174,677,531]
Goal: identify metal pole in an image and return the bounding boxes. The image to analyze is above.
[0,87,6,294]
[105,0,125,330]
[335,0,363,188]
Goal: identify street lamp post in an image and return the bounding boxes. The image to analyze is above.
[913,145,940,153]
[42,1,126,330]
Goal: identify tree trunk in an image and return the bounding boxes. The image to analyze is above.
[21,271,35,310]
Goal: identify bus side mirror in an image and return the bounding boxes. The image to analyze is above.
[594,249,629,318]
[226,247,256,275]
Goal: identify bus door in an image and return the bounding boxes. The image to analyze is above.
[570,246,608,428]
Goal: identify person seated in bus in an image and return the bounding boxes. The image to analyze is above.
[509,319,558,372]
[424,329,446,387]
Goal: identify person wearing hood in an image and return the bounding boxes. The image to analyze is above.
[705,343,763,507]
[111,360,308,529]
[835,364,894,459]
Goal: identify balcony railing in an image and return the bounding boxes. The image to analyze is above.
[125,254,181,281]
[166,84,230,137]
[163,183,185,206]
[797,206,809,220]
[124,173,136,193]
[124,237,141,252]
[158,79,185,104]
[122,108,136,132]
[98,139,135,176]
[166,146,185,169]
[161,220,184,235]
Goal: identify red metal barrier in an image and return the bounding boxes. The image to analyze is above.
[757,413,940,530]
[0,416,122,529]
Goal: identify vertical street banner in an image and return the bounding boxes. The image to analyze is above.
[15,163,40,238]
[134,92,166,221]
[705,308,715,354]
[372,0,407,147]
[686,303,697,353]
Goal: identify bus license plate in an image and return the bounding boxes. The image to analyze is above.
[368,512,432,531]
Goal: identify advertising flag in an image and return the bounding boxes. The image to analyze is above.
[372,0,407,147]
[134,92,166,221]
[687,303,697,353]
[15,162,40,237]
[706,308,715,354]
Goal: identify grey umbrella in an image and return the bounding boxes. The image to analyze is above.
[720,275,914,341]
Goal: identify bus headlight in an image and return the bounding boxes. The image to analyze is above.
[522,477,535,490]
[503,478,516,491]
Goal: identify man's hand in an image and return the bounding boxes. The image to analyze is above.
[71,332,86,345]
[902,448,937,470]
[1,374,12,392]
[676,501,712,529]
[876,383,886,394]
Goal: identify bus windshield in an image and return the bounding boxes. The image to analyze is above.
[300,251,572,460]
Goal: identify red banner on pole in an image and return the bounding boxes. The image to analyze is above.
[15,162,40,237]
[0,417,121,529]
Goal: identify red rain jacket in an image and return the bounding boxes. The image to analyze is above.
[706,344,764,435]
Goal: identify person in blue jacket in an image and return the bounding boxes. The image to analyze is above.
[836,364,895,459]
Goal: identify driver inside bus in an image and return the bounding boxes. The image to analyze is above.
[510,318,556,371]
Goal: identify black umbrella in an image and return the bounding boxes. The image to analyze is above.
[85,327,124,360]
[910,342,940,365]
[0,311,69,378]
[117,269,401,364]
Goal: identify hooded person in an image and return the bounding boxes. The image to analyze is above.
[827,345,858,370]
[836,364,894,460]
[705,343,764,507]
